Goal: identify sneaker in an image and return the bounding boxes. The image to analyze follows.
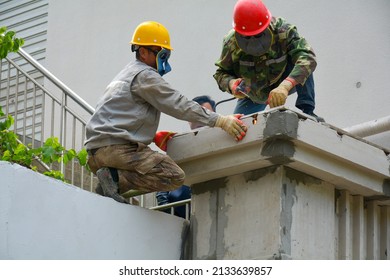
[96,167,129,204]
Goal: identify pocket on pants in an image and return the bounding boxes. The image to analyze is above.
[134,149,165,175]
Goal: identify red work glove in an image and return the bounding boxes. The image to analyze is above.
[153,131,177,151]
[215,114,247,141]
[229,78,249,99]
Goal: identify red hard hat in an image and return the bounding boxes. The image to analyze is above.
[233,0,272,36]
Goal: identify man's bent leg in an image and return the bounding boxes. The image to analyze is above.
[118,154,185,193]
[294,74,325,122]
[295,73,315,114]
[88,143,185,194]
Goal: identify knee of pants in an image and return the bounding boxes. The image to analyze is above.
[172,169,186,188]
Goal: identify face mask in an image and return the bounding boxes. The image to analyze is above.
[156,48,171,76]
[235,28,273,56]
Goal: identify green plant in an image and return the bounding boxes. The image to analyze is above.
[0,27,88,182]
[0,26,25,59]
[0,105,88,182]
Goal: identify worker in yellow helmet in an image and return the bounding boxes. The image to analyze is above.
[84,21,248,203]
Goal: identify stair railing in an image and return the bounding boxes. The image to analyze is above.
[0,47,96,191]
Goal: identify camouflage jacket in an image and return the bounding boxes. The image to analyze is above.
[213,17,317,104]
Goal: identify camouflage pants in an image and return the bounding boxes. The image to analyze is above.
[87,143,185,194]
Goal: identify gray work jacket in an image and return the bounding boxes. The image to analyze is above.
[85,59,219,150]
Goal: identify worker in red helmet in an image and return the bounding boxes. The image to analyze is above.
[214,0,324,122]
[84,21,248,203]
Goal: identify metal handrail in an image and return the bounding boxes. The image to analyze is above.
[17,48,95,114]
[1,47,96,190]
[150,199,191,220]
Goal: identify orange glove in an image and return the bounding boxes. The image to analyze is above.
[229,78,249,99]
[215,114,247,141]
[153,131,177,151]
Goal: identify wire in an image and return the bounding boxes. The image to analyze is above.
[215,97,235,110]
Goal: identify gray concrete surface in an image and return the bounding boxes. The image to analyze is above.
[0,161,188,260]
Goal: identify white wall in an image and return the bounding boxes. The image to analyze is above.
[45,0,390,146]
[0,161,187,260]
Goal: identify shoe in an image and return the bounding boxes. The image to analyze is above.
[305,111,325,122]
[95,183,104,196]
[96,167,129,204]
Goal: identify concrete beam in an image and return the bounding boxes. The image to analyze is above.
[168,108,390,200]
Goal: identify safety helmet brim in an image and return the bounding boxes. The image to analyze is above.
[130,21,173,50]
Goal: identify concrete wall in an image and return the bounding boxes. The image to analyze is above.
[0,161,188,260]
[44,0,390,148]
[168,108,390,259]
[190,166,336,259]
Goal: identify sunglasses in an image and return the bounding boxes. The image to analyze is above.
[143,46,160,56]
[142,46,170,60]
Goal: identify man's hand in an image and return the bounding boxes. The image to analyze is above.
[215,114,247,141]
[268,79,294,108]
[229,78,249,99]
[153,131,177,151]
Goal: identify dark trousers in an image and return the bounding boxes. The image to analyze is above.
[234,63,316,115]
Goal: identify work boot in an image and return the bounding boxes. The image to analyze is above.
[95,183,104,196]
[307,112,325,122]
[96,167,129,204]
[302,109,325,122]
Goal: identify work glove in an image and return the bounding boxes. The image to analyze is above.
[267,79,294,108]
[153,130,177,151]
[229,78,249,99]
[215,114,247,141]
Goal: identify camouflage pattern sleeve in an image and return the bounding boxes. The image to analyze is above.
[284,22,317,85]
[213,29,236,94]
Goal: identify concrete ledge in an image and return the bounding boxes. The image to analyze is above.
[0,161,188,260]
[168,108,390,200]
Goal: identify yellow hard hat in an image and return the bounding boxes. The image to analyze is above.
[130,21,173,50]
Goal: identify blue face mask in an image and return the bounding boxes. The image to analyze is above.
[156,48,171,76]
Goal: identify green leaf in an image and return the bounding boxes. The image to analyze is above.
[14,143,27,155]
[5,31,15,40]
[41,145,56,163]
[43,170,65,181]
[0,26,7,35]
[77,149,88,166]
[63,149,76,164]
[0,48,7,59]
[2,150,11,161]
[0,28,24,59]
[0,104,91,184]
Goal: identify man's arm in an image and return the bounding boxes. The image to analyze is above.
[285,22,317,86]
[213,29,237,94]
